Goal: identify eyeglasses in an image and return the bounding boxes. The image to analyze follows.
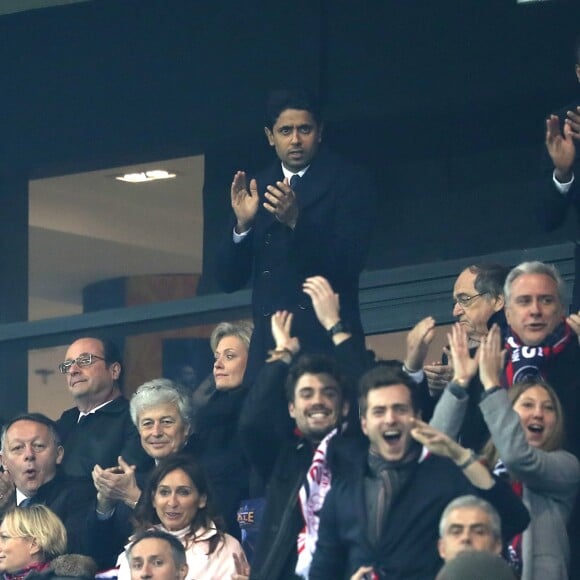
[453,292,488,308]
[58,353,105,374]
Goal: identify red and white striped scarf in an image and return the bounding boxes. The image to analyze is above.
[295,428,337,579]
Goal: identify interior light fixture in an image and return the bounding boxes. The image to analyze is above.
[115,170,177,183]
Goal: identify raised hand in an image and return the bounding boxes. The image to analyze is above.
[271,311,300,354]
[303,276,341,331]
[545,114,576,182]
[478,324,505,390]
[404,316,436,372]
[566,106,580,138]
[567,311,580,345]
[410,418,463,461]
[231,171,259,232]
[0,469,15,510]
[448,323,478,387]
[263,178,299,228]
[231,552,250,580]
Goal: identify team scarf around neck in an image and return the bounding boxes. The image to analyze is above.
[295,427,338,579]
[3,561,50,580]
[493,459,523,577]
[504,320,574,386]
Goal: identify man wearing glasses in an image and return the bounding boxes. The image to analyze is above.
[56,337,152,480]
[423,264,509,453]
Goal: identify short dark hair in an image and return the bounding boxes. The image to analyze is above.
[265,89,322,129]
[285,353,349,403]
[1,413,61,452]
[468,263,509,300]
[358,365,420,415]
[127,529,187,570]
[100,338,124,388]
[70,336,124,388]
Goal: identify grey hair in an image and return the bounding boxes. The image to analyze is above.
[127,529,187,570]
[504,261,566,306]
[439,495,501,542]
[210,321,253,353]
[129,378,192,430]
[1,413,61,454]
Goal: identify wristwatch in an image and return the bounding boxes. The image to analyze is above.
[327,320,348,338]
[457,450,479,470]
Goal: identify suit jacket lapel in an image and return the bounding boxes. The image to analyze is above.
[294,147,335,210]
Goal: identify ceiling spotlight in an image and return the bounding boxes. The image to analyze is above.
[115,170,177,183]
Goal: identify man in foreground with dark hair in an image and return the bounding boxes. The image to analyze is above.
[239,276,368,580]
[309,365,529,580]
[216,89,377,381]
[56,337,152,479]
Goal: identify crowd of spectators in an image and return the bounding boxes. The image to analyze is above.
[2,71,580,580]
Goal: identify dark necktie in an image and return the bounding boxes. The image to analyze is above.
[290,174,301,189]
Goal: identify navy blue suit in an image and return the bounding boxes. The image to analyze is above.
[216,146,376,380]
[537,101,580,311]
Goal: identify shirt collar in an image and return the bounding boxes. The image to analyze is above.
[281,164,310,182]
[77,398,115,422]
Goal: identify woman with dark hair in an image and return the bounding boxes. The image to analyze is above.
[0,505,96,580]
[432,323,580,580]
[114,454,244,580]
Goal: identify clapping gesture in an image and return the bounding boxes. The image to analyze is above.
[231,171,259,233]
[447,323,479,387]
[478,324,505,390]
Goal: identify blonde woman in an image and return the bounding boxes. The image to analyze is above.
[0,505,96,580]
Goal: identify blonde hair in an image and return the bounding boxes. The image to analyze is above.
[2,505,67,560]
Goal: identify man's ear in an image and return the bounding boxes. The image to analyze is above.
[576,64,580,83]
[317,122,324,142]
[264,126,274,146]
[199,494,207,509]
[494,294,505,312]
[437,538,446,560]
[288,401,296,420]
[341,400,350,419]
[360,414,368,436]
[56,445,64,466]
[505,304,513,326]
[110,362,121,381]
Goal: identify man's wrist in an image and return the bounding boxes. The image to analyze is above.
[326,320,347,337]
[235,221,251,234]
[554,168,574,184]
[456,449,478,470]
